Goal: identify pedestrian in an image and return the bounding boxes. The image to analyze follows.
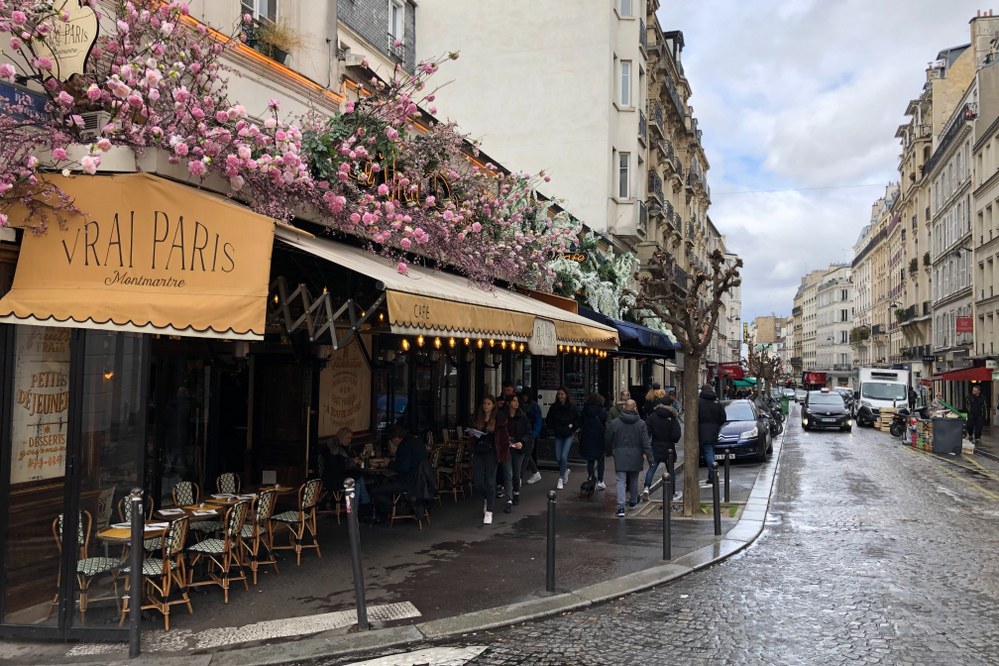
[697,383,727,484]
[579,394,608,490]
[965,384,988,445]
[908,386,917,411]
[370,425,428,518]
[497,394,532,511]
[668,389,682,419]
[546,386,580,490]
[605,399,654,517]
[642,383,666,418]
[643,396,682,500]
[608,390,628,422]
[469,395,499,524]
[493,380,518,499]
[520,387,543,484]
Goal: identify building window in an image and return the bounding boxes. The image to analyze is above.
[619,0,633,17]
[242,0,277,23]
[840,309,848,322]
[841,289,848,301]
[619,60,632,107]
[618,151,630,199]
[389,0,405,42]
[840,330,848,344]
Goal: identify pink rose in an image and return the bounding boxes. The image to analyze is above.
[52,148,68,161]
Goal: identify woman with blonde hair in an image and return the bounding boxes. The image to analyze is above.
[470,395,499,524]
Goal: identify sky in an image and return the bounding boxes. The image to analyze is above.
[660,0,992,323]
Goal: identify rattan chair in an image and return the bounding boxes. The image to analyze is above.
[270,479,322,566]
[172,480,222,536]
[117,496,161,551]
[120,516,192,631]
[215,472,241,495]
[48,511,119,623]
[240,490,280,585]
[187,500,250,603]
[436,441,466,502]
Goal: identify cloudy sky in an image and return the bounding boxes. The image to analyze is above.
[660,0,991,323]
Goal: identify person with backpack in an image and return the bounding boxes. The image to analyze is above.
[605,399,654,517]
[579,394,608,490]
[642,398,682,500]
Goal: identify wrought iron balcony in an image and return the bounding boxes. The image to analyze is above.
[638,109,648,146]
[650,101,665,137]
[647,171,663,203]
[674,265,688,291]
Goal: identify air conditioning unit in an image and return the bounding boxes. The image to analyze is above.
[79,111,112,142]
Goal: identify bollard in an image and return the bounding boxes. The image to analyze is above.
[344,478,369,630]
[128,488,144,659]
[662,471,671,561]
[546,490,557,592]
[711,462,722,536]
[723,450,732,504]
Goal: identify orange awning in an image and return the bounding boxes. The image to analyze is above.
[0,173,275,340]
[932,366,993,382]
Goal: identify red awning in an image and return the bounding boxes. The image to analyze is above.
[932,366,993,382]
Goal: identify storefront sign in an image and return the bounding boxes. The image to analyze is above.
[0,173,275,339]
[10,326,70,484]
[956,316,974,334]
[38,0,99,81]
[529,318,557,356]
[318,337,371,437]
[0,82,48,123]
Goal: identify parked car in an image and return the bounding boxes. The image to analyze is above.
[712,399,772,463]
[794,388,806,403]
[801,389,853,432]
[781,387,795,401]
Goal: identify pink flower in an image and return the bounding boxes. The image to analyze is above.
[116,19,129,34]
[215,110,229,123]
[11,11,27,26]
[377,183,390,196]
[396,262,408,275]
[267,98,280,110]
[33,56,53,71]
[0,63,15,82]
[173,142,189,156]
[161,21,175,36]
[349,212,361,224]
[471,222,482,233]
[52,148,68,161]
[8,37,22,50]
[80,155,100,174]
[400,238,412,249]
[95,138,112,152]
[242,13,253,24]
[0,213,7,228]
[86,84,102,101]
[188,160,207,177]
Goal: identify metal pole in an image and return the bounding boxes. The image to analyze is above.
[128,488,144,659]
[711,462,722,536]
[723,450,731,504]
[344,478,369,630]
[662,471,671,561]
[546,490,557,592]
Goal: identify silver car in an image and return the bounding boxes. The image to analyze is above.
[794,389,806,402]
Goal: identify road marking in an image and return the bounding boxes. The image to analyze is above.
[345,646,488,665]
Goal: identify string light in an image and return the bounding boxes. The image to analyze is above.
[501,340,507,350]
[448,337,456,348]
[433,337,442,349]
[476,339,484,349]
[401,338,410,351]
[489,338,495,348]
[519,343,525,353]
[416,334,425,347]
[464,337,470,346]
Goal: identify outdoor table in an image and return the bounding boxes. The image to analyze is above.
[250,484,295,495]
[96,522,169,543]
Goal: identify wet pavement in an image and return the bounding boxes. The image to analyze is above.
[314,405,999,665]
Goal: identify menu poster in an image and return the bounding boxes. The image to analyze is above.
[539,357,560,390]
[11,327,70,484]
[318,336,371,437]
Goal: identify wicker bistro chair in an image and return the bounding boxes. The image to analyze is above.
[187,500,250,604]
[172,481,222,536]
[239,489,280,585]
[436,440,466,502]
[120,516,192,631]
[216,472,241,495]
[117,496,161,552]
[48,511,119,623]
[270,479,323,566]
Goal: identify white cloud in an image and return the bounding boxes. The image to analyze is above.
[661,0,988,320]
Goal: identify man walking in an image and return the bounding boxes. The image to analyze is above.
[908,386,917,412]
[605,399,654,518]
[965,384,989,445]
[697,383,727,485]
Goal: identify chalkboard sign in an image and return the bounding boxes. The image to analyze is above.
[540,357,560,390]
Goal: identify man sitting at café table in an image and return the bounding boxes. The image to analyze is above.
[370,425,429,518]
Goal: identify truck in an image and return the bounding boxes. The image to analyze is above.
[854,367,910,427]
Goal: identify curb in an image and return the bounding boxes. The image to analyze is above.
[208,425,788,665]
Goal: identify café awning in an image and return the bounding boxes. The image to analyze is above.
[932,366,992,382]
[275,228,618,351]
[577,306,678,357]
[0,173,275,340]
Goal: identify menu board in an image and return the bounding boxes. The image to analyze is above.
[318,336,371,436]
[10,326,70,484]
[539,357,560,390]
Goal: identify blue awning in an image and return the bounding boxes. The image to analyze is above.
[578,306,679,356]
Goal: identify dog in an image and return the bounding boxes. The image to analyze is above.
[579,475,596,499]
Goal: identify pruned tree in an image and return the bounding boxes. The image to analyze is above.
[635,248,742,517]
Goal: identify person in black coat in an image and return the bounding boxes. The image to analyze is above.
[371,425,428,515]
[579,394,608,489]
[497,395,532,511]
[643,400,681,498]
[545,387,580,490]
[697,384,727,483]
[965,384,989,444]
[318,428,371,508]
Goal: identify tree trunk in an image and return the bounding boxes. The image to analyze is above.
[681,351,701,517]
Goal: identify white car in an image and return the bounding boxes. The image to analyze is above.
[794,389,806,402]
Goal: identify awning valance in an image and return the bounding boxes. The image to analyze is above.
[578,306,678,357]
[0,173,275,340]
[275,228,618,350]
[932,366,992,382]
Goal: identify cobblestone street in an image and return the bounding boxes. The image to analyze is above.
[326,410,999,665]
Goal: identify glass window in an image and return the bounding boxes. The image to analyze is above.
[619,60,632,107]
[618,151,630,198]
[241,0,277,22]
[389,0,405,41]
[724,402,756,421]
[619,0,633,16]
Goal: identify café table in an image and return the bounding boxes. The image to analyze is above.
[96,521,170,544]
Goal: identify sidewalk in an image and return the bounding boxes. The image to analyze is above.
[2,432,785,666]
[972,424,999,461]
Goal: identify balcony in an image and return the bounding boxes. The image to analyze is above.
[673,265,689,291]
[647,171,663,204]
[639,18,647,53]
[922,300,931,316]
[663,73,686,121]
[832,364,852,372]
[638,109,648,146]
[871,324,885,335]
[650,101,665,137]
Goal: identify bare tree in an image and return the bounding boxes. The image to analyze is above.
[635,248,742,516]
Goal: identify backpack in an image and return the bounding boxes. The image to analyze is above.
[667,412,682,444]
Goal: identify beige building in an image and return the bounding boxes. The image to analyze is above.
[974,56,999,367]
[814,265,853,385]
[753,316,781,345]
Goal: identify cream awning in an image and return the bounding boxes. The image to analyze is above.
[0,173,275,340]
[275,227,618,351]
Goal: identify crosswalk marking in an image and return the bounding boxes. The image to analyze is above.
[345,646,488,666]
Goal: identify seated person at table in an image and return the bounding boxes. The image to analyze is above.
[318,428,371,509]
[370,425,429,516]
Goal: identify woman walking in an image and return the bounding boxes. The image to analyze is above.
[498,394,532,511]
[470,395,499,524]
[546,387,580,490]
[579,394,608,490]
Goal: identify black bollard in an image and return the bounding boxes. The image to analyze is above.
[662,471,671,561]
[546,490,557,592]
[711,462,722,536]
[128,488,144,658]
[344,478,369,630]
[723,450,732,504]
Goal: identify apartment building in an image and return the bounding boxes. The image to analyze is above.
[974,58,999,362]
[814,265,853,385]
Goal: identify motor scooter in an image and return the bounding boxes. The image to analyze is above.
[889,406,929,438]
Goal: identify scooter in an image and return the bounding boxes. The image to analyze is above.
[889,406,929,438]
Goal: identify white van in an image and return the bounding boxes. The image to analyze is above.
[855,368,909,426]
